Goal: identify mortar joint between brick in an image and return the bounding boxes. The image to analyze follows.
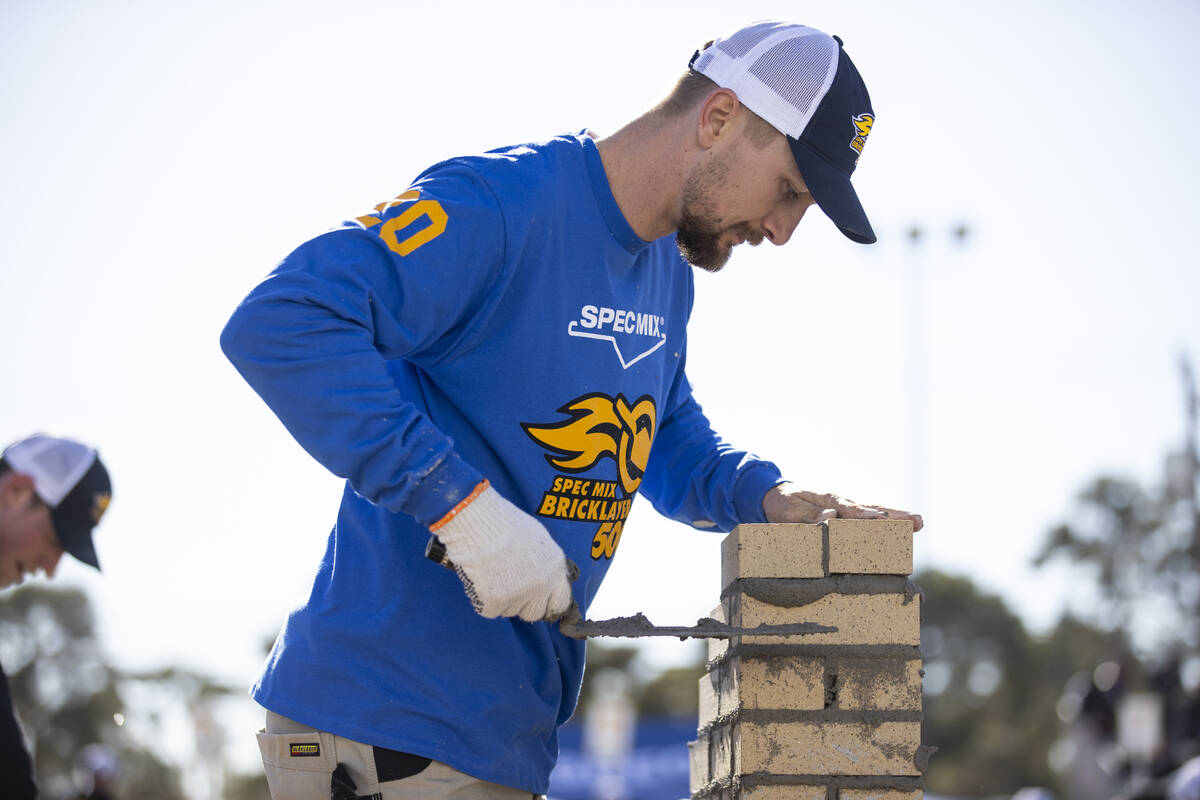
[726,708,923,724]
[723,574,917,606]
[901,578,923,606]
[691,772,741,798]
[739,774,927,791]
[751,643,923,658]
[708,643,923,671]
[696,710,742,738]
[820,521,830,577]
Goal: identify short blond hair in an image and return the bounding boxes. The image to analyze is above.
[655,48,781,149]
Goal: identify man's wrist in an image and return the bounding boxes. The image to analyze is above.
[430,480,490,532]
[730,462,783,523]
[761,480,791,522]
[401,453,486,528]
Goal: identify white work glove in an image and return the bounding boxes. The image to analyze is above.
[431,481,574,622]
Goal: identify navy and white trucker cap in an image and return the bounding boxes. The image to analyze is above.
[2,434,112,570]
[690,21,877,244]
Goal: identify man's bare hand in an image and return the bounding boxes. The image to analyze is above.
[762,483,923,531]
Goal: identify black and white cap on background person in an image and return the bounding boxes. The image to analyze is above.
[1,434,112,569]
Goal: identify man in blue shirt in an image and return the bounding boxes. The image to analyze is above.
[224,20,921,800]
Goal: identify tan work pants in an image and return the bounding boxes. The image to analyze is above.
[257,710,543,799]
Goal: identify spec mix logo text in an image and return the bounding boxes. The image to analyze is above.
[567,304,666,369]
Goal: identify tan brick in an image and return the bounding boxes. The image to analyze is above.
[711,723,733,782]
[827,519,913,575]
[738,656,826,711]
[700,655,825,728]
[699,669,721,728]
[742,786,826,800]
[722,523,824,588]
[839,791,924,800]
[688,735,708,794]
[836,659,923,711]
[736,720,922,777]
[733,592,920,646]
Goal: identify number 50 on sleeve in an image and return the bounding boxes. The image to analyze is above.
[357,189,448,256]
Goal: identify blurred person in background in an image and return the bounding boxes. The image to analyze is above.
[1169,756,1200,800]
[69,743,118,800]
[0,434,113,799]
[1011,788,1056,800]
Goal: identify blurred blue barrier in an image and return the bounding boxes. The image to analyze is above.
[549,717,695,800]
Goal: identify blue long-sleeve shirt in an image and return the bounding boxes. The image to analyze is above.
[220,132,781,793]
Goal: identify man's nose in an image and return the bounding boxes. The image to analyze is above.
[763,200,812,246]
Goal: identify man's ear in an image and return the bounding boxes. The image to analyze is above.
[0,473,36,510]
[697,88,741,149]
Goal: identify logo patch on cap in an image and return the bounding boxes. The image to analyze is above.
[290,742,320,757]
[92,493,111,525]
[850,113,874,160]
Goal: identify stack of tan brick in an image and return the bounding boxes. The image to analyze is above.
[689,519,933,800]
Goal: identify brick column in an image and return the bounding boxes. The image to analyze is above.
[688,520,933,800]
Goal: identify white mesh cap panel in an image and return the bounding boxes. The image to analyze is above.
[3,435,96,507]
[749,37,838,129]
[709,23,772,59]
[692,22,838,139]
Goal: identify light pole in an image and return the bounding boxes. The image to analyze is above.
[903,222,971,516]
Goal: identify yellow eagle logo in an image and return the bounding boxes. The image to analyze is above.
[850,113,874,159]
[522,393,657,496]
[91,493,111,525]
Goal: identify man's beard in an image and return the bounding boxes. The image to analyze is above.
[675,156,762,272]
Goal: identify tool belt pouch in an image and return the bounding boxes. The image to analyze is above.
[256,728,340,799]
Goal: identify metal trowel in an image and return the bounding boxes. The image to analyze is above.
[426,536,837,641]
[555,606,836,641]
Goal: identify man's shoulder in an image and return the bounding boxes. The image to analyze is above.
[474,131,591,170]
[415,132,591,194]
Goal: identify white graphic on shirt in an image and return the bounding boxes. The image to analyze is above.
[568,304,667,369]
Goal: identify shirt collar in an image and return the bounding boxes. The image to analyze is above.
[580,132,650,256]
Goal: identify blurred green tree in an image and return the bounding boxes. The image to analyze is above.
[1033,356,1200,654]
[0,584,238,799]
[918,569,1137,799]
[575,642,706,720]
[223,770,271,800]
[636,663,705,719]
